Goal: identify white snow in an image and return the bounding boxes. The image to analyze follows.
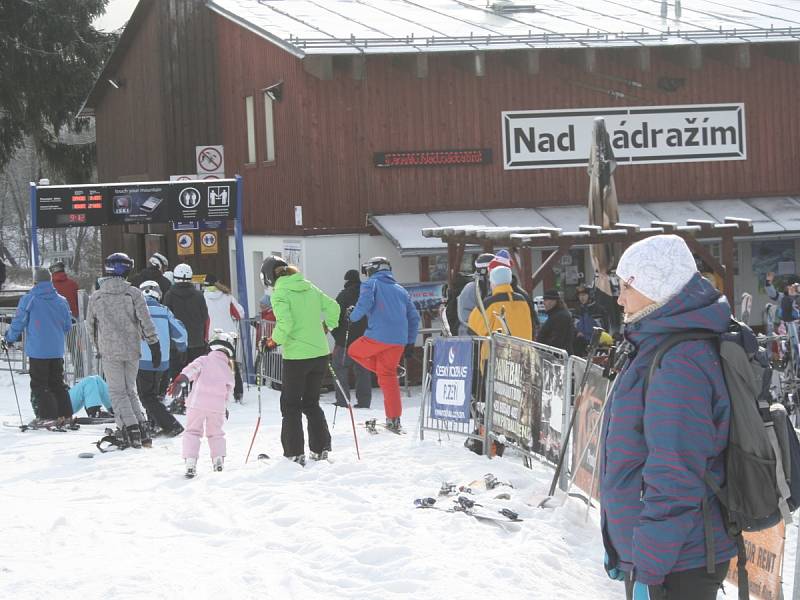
[0,369,795,599]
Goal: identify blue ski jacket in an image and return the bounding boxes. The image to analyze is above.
[139,296,188,372]
[5,282,72,359]
[599,273,736,585]
[69,375,112,414]
[350,270,420,346]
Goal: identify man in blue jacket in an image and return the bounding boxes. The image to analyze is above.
[137,280,188,437]
[3,268,73,424]
[347,257,420,432]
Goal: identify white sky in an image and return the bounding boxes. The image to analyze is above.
[93,0,139,33]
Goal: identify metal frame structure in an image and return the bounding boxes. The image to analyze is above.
[421,217,753,315]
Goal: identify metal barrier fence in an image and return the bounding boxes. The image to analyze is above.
[241,318,282,386]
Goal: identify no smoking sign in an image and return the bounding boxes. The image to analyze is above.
[196,145,224,176]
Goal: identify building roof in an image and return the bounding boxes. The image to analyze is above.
[207,0,800,56]
[371,196,800,255]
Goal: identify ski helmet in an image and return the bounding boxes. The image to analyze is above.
[173,263,193,282]
[139,280,162,301]
[474,253,495,273]
[209,331,236,359]
[148,252,168,271]
[48,260,66,274]
[260,255,288,287]
[104,252,134,277]
[361,256,391,277]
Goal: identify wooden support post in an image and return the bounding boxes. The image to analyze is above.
[721,234,736,316]
[418,256,432,331]
[447,243,465,290]
[521,247,534,296]
[532,245,569,292]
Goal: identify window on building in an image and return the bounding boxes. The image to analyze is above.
[245,95,256,164]
[264,92,275,162]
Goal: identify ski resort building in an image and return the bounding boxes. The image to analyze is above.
[80,0,800,323]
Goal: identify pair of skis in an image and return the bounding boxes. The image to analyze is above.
[414,495,522,524]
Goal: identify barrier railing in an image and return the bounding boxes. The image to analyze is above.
[242,318,282,386]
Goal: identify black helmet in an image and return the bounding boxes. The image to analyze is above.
[474,253,495,273]
[361,256,391,277]
[104,252,134,277]
[260,255,288,287]
[48,260,66,274]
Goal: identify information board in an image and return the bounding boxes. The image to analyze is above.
[36,178,238,228]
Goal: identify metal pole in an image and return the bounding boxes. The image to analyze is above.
[233,175,254,383]
[483,335,496,456]
[29,182,39,268]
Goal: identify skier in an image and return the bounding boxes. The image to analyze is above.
[129,252,171,296]
[86,253,161,448]
[348,257,420,432]
[537,289,574,355]
[260,255,339,464]
[69,375,112,418]
[467,266,533,341]
[331,269,371,408]
[600,235,735,600]
[49,260,80,318]
[163,263,209,366]
[3,267,73,426]
[457,253,494,335]
[138,280,187,437]
[488,249,539,334]
[203,274,244,401]
[168,332,235,477]
[572,284,609,357]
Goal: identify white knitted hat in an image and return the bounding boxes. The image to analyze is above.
[616,235,697,303]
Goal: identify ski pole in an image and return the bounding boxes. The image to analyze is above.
[333,319,352,430]
[547,327,603,497]
[6,347,26,431]
[327,361,361,460]
[245,349,264,463]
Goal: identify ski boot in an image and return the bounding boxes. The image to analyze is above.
[126,424,143,449]
[185,457,197,479]
[139,422,153,448]
[309,450,329,462]
[385,417,402,433]
[365,419,378,435]
[213,456,224,472]
[288,454,306,466]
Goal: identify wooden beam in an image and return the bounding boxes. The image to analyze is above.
[721,234,736,315]
[351,55,366,80]
[303,55,333,80]
[532,244,569,291]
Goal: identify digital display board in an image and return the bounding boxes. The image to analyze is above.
[374,149,492,168]
[35,179,238,228]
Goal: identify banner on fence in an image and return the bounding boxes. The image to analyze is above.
[430,338,473,422]
[726,524,785,600]
[569,358,609,502]
[489,335,567,461]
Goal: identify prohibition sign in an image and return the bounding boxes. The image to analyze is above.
[197,147,223,173]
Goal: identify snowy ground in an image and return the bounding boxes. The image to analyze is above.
[0,369,796,600]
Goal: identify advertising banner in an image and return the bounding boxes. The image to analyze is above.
[36,179,238,228]
[502,103,746,169]
[430,338,473,422]
[726,524,785,600]
[402,282,445,311]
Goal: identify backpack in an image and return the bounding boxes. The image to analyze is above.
[645,319,800,600]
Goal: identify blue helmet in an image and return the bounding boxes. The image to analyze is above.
[104,252,134,277]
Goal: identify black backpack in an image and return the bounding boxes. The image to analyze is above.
[645,319,800,600]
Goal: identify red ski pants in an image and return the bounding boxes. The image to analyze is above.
[347,337,404,419]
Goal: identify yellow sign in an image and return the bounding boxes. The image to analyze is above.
[176,232,195,256]
[200,230,218,255]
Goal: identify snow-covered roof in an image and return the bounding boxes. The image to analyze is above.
[371,196,800,255]
[207,0,800,57]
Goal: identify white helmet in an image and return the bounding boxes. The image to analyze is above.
[209,331,236,359]
[139,280,162,301]
[173,263,193,282]
[148,252,168,271]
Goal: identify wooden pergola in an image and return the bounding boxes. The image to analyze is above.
[422,217,753,312]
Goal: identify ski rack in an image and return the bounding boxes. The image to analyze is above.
[421,217,752,318]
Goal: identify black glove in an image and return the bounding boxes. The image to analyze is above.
[345,306,355,320]
[404,343,415,359]
[0,338,9,352]
[149,342,162,369]
[225,409,229,420]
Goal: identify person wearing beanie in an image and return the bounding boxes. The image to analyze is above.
[457,253,494,335]
[487,248,513,272]
[330,269,371,408]
[467,266,533,342]
[3,266,73,425]
[571,284,609,357]
[536,289,574,355]
[600,234,735,599]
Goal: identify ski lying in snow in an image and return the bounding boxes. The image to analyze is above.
[3,419,78,432]
[364,418,406,435]
[414,496,522,523]
[439,473,513,496]
[73,416,116,425]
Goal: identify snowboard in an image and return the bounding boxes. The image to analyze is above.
[414,496,523,524]
[364,418,406,435]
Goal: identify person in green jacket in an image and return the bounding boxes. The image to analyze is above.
[260,256,340,465]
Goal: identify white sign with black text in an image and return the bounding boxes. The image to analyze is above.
[502,103,746,170]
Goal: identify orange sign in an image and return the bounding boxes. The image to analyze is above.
[200,230,218,255]
[726,523,785,600]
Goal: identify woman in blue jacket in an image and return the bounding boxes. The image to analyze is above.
[4,268,73,424]
[600,235,735,600]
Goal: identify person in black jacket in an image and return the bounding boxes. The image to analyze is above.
[572,284,609,357]
[129,252,171,296]
[163,263,209,366]
[330,269,371,408]
[537,289,574,355]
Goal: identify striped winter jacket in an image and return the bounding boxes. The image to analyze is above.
[599,273,737,585]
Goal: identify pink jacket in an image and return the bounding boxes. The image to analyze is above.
[180,350,234,414]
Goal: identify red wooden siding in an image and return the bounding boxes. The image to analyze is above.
[215,16,800,236]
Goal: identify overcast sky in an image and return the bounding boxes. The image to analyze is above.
[93,0,139,33]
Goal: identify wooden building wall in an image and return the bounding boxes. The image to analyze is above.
[215,16,800,235]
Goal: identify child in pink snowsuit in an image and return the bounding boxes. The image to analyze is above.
[169,334,235,477]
